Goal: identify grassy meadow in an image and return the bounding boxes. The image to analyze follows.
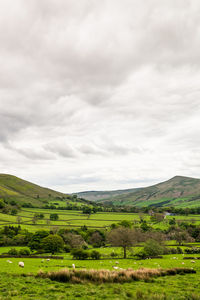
[1,208,200,232]
[1,207,200,299]
[0,251,200,299]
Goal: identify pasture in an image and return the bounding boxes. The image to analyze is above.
[1,208,200,232]
[0,252,200,299]
[1,209,200,298]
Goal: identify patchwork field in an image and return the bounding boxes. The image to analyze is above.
[1,208,200,232]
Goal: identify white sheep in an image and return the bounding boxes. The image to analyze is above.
[72,263,75,269]
[113,266,119,270]
[191,260,195,263]
[19,261,24,268]
[7,260,12,263]
[46,259,50,261]
[115,261,119,264]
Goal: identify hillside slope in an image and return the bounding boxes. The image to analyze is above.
[76,188,139,201]
[0,174,68,207]
[76,176,200,208]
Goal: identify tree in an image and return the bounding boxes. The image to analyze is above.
[28,230,49,251]
[0,199,5,209]
[91,250,101,260]
[50,213,59,221]
[16,216,22,224]
[118,220,132,228]
[71,248,89,260]
[89,231,105,247]
[107,227,136,258]
[143,239,164,257]
[82,206,92,214]
[41,234,64,254]
[150,213,164,223]
[63,233,87,249]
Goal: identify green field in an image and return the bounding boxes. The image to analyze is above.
[1,208,200,232]
[0,252,200,299]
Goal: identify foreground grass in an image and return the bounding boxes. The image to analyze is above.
[0,254,200,299]
[0,271,200,300]
[37,267,195,283]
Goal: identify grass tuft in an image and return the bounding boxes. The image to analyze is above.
[37,267,196,284]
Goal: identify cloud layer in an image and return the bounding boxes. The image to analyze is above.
[0,0,200,192]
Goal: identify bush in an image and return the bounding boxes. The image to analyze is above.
[8,248,18,255]
[71,249,89,260]
[90,250,101,260]
[176,246,183,254]
[137,239,164,258]
[110,251,117,258]
[170,247,178,254]
[143,239,164,257]
[63,245,71,253]
[41,234,64,254]
[185,247,200,254]
[19,248,30,256]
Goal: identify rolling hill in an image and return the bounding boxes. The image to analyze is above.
[0,174,72,207]
[76,176,200,208]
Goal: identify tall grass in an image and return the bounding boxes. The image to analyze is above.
[37,267,195,284]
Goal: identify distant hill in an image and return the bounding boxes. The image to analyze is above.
[76,176,200,208]
[0,174,70,207]
[76,188,139,201]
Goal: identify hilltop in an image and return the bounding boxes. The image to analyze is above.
[0,174,75,207]
[76,176,200,208]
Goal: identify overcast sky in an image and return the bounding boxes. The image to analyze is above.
[0,0,200,193]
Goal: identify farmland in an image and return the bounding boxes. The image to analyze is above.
[0,251,200,299]
[0,209,200,299]
[1,208,200,232]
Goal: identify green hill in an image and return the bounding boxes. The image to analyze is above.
[0,174,70,207]
[76,176,200,208]
[76,188,139,201]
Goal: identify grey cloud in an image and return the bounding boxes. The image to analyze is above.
[44,143,77,158]
[0,1,200,192]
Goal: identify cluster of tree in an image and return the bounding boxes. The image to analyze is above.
[0,198,21,215]
[1,218,200,258]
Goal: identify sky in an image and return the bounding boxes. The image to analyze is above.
[0,0,200,193]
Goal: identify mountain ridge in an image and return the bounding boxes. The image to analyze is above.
[75,175,200,208]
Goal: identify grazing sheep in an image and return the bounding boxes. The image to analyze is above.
[113,266,119,270]
[182,262,185,265]
[115,261,119,264]
[7,260,12,264]
[72,264,75,269]
[46,259,50,261]
[18,261,24,268]
[191,260,195,263]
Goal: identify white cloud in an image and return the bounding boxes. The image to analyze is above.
[0,0,200,192]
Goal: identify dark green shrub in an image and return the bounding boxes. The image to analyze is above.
[91,250,101,260]
[8,248,18,255]
[176,246,183,254]
[64,245,71,253]
[110,252,117,257]
[71,249,89,260]
[19,248,30,256]
[185,247,200,254]
[143,239,164,257]
[170,248,178,254]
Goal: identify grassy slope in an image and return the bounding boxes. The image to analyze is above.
[76,188,139,201]
[0,174,68,207]
[77,176,200,208]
